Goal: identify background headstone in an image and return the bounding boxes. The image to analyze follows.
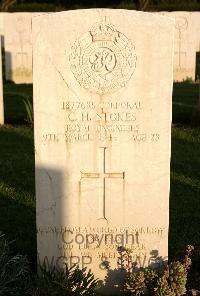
[158,11,200,81]
[0,13,8,49]
[0,13,4,48]
[0,38,4,125]
[193,12,200,53]
[4,13,33,84]
[33,9,174,288]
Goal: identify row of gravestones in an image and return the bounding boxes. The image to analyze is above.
[0,11,199,126]
[0,11,199,125]
[0,9,198,294]
[0,12,200,85]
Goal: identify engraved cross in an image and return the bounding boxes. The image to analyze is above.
[175,41,186,68]
[175,19,188,68]
[80,147,125,220]
[16,52,27,69]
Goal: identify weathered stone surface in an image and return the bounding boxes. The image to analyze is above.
[33,9,174,290]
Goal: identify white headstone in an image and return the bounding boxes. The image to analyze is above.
[193,12,200,52]
[158,11,200,81]
[4,13,33,84]
[0,37,3,125]
[0,13,7,48]
[0,13,3,35]
[33,9,174,290]
[0,13,4,48]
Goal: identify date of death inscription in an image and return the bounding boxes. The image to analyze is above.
[42,100,161,143]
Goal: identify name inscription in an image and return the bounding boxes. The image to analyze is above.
[42,99,160,144]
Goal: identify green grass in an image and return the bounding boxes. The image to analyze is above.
[170,126,200,281]
[0,82,200,288]
[172,82,199,125]
[3,83,33,124]
[0,125,36,267]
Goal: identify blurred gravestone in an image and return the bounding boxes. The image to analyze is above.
[0,13,4,48]
[33,9,174,291]
[196,52,200,80]
[4,13,33,84]
[0,38,4,124]
[158,11,200,82]
[0,13,8,49]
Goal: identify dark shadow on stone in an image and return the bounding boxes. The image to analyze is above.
[0,35,4,48]
[35,165,67,272]
[1,37,6,82]
[0,124,66,272]
[195,52,200,81]
[5,51,12,83]
[0,127,65,270]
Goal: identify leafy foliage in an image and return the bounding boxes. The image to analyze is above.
[0,232,98,295]
[23,97,34,126]
[32,264,98,296]
[123,245,194,296]
[0,232,31,296]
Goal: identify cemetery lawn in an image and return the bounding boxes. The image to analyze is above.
[3,83,33,124]
[0,82,200,274]
[0,125,36,265]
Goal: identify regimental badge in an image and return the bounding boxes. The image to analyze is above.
[70,18,137,94]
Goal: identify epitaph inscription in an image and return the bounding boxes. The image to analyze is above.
[70,18,137,94]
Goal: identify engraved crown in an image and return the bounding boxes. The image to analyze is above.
[90,22,118,42]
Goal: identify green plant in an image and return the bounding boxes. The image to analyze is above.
[0,232,98,296]
[23,97,33,126]
[181,77,194,84]
[144,268,159,294]
[123,245,194,296]
[0,232,31,296]
[32,264,98,296]
[124,271,146,295]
